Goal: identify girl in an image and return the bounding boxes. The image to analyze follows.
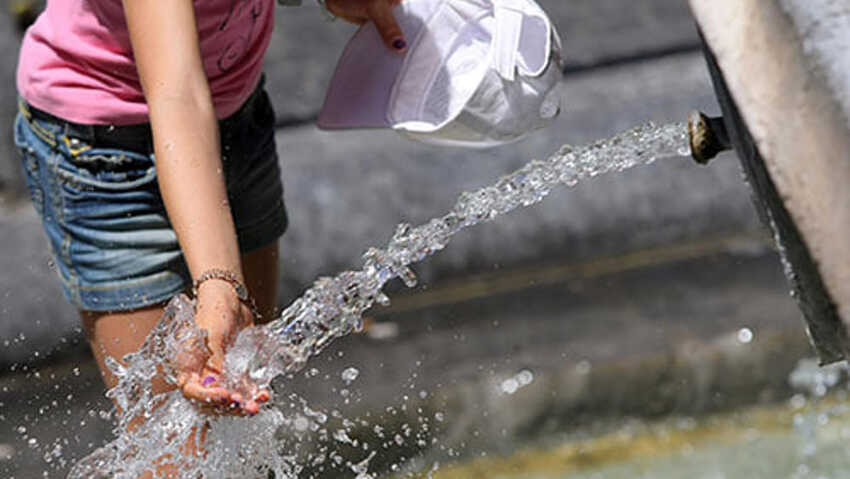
[14,0,407,460]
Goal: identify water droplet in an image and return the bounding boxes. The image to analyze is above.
[341,367,359,384]
[575,360,592,375]
[501,378,519,395]
[517,369,534,386]
[294,417,309,432]
[0,443,15,460]
[737,327,754,344]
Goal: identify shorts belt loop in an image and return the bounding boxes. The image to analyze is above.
[19,98,58,148]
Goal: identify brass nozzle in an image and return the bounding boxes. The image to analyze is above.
[688,111,731,165]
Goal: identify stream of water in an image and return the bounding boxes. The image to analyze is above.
[68,122,691,478]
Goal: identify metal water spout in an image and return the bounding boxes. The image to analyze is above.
[687,111,730,165]
[690,0,850,364]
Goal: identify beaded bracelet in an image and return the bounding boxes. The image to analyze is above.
[192,268,262,320]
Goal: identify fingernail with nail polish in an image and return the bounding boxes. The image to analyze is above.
[202,376,216,387]
[393,38,407,50]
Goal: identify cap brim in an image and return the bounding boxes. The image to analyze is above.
[317,21,402,130]
[318,1,440,130]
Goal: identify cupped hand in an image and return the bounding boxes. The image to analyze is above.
[176,280,270,416]
[325,0,407,52]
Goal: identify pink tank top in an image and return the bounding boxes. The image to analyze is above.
[17,0,275,125]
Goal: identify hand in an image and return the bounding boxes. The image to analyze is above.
[325,0,407,52]
[176,280,270,416]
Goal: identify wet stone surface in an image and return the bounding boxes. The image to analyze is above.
[0,248,810,477]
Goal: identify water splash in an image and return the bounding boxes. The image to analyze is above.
[788,357,850,467]
[70,122,690,478]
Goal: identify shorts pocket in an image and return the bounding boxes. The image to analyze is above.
[53,138,161,224]
[54,139,157,192]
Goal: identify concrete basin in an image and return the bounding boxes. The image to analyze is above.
[690,0,850,364]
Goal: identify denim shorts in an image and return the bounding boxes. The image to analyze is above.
[13,82,288,312]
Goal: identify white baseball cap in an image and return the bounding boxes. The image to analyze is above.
[317,0,564,148]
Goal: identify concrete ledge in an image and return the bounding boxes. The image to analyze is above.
[691,0,850,361]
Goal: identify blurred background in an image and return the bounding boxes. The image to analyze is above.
[1,1,846,477]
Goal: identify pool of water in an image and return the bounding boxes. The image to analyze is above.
[424,394,850,479]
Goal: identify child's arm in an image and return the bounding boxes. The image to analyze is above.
[122,0,265,414]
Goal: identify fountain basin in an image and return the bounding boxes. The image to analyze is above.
[420,393,850,479]
[690,0,850,364]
